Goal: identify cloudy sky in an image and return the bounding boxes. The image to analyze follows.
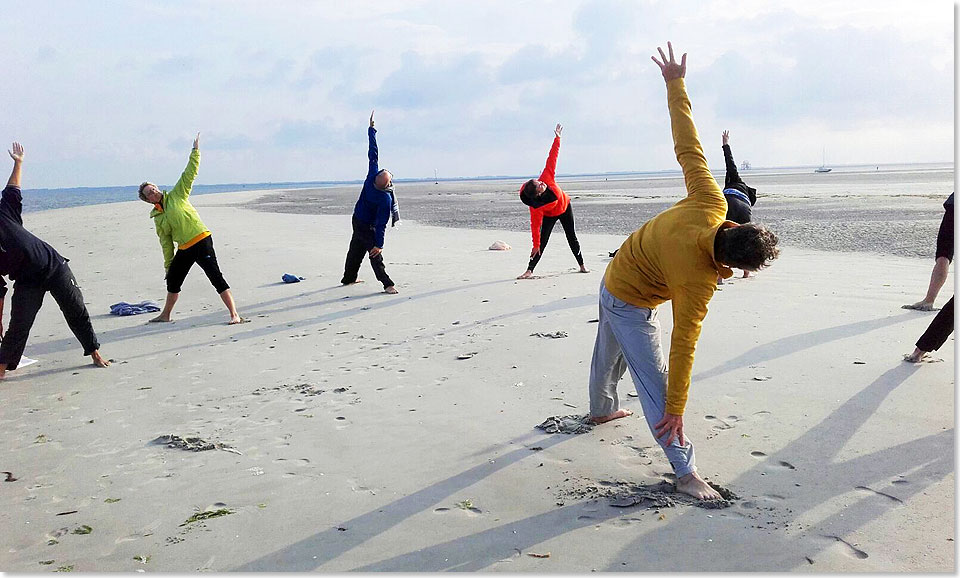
[0,0,953,188]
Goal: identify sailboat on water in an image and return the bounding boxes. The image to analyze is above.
[814,147,832,173]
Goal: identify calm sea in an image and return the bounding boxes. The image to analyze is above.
[20,162,953,214]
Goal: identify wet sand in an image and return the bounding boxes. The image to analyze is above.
[245,167,953,259]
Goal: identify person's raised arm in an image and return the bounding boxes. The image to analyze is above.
[651,43,721,201]
[368,110,379,179]
[721,130,741,188]
[540,124,562,182]
[7,142,23,188]
[169,133,201,200]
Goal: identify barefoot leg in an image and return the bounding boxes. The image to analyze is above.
[676,471,722,501]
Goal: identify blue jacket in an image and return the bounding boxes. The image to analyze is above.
[352,127,393,248]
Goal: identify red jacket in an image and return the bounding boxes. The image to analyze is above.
[519,136,570,248]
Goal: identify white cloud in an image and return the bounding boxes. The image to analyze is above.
[0,0,951,187]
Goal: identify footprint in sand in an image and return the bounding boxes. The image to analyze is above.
[891,479,909,485]
[703,415,738,430]
[750,451,767,458]
[821,535,869,559]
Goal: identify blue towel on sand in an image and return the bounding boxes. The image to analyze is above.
[282,274,305,284]
[110,301,161,316]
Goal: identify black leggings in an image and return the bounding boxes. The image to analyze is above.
[916,296,954,352]
[528,204,584,271]
[165,235,230,294]
[935,207,954,262]
[0,263,100,370]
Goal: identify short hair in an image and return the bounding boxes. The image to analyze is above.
[138,181,155,201]
[716,223,780,271]
[521,179,538,198]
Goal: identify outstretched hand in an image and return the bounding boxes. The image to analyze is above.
[193,132,201,150]
[370,109,376,128]
[555,123,563,138]
[8,142,24,163]
[654,412,685,447]
[651,41,686,82]
[722,130,729,146]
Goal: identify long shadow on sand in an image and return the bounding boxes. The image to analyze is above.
[596,362,953,571]
[694,312,916,382]
[108,282,595,364]
[304,363,951,571]
[233,432,579,571]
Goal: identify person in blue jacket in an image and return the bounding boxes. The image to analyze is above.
[340,110,398,294]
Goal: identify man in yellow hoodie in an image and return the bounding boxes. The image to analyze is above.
[588,43,780,501]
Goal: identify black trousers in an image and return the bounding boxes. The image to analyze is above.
[0,263,100,370]
[341,217,394,288]
[166,235,230,294]
[916,296,954,352]
[528,204,584,271]
[935,207,954,262]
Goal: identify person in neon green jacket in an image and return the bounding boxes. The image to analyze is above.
[138,133,243,324]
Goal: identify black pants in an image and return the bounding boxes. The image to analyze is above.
[341,217,394,288]
[916,296,954,352]
[528,204,584,271]
[0,263,100,370]
[166,235,230,294]
[935,207,954,262]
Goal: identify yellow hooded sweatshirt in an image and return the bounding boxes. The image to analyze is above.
[604,78,735,416]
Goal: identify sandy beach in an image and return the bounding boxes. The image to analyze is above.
[0,187,954,572]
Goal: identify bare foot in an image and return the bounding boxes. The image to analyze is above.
[149,314,172,323]
[0,364,6,380]
[902,301,937,311]
[228,316,249,325]
[903,348,929,363]
[384,286,399,294]
[341,279,365,286]
[91,351,111,368]
[579,266,590,273]
[676,472,721,501]
[517,270,534,280]
[742,270,751,278]
[590,408,633,424]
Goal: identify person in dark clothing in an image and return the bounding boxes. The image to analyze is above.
[0,142,110,378]
[903,193,953,311]
[720,130,759,280]
[904,296,954,363]
[341,110,398,294]
[721,130,757,224]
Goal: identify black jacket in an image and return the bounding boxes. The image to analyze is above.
[722,144,757,206]
[0,186,68,298]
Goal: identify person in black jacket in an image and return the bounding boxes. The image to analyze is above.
[720,130,759,280]
[0,142,110,379]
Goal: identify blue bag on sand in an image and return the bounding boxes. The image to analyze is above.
[110,301,161,316]
[282,274,305,283]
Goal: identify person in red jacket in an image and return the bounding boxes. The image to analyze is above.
[517,124,589,279]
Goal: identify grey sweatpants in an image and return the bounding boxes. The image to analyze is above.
[588,280,696,477]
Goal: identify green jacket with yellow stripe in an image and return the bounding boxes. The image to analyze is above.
[149,148,210,271]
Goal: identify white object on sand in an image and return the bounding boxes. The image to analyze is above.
[19,356,38,368]
[489,241,511,251]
